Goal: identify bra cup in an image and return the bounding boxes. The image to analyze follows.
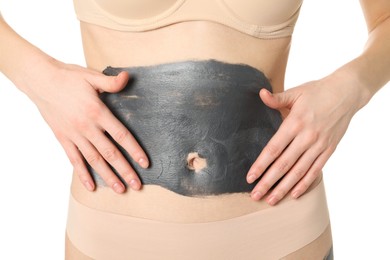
[95,0,180,20]
[221,0,302,26]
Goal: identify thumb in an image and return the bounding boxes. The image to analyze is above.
[259,88,295,110]
[91,71,130,94]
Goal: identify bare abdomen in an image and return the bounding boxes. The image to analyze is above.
[90,59,282,196]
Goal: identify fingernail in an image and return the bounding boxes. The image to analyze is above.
[113,182,125,193]
[85,181,94,191]
[138,158,149,168]
[251,191,262,200]
[247,174,256,183]
[130,179,140,190]
[263,88,272,95]
[267,196,277,206]
[292,190,300,199]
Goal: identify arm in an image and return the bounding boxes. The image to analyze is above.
[330,0,390,102]
[0,14,149,193]
[246,0,390,205]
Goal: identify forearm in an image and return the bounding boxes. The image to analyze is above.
[333,15,390,109]
[0,15,57,97]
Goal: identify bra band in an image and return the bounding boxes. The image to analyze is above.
[73,0,303,39]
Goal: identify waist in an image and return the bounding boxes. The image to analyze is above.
[71,172,324,223]
[67,176,329,259]
[80,20,291,92]
[89,60,282,196]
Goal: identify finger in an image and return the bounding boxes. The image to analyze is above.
[291,146,334,199]
[60,138,95,191]
[246,116,298,184]
[99,106,149,169]
[76,137,126,194]
[87,128,142,190]
[88,71,130,93]
[249,131,314,201]
[263,143,325,205]
[259,88,296,110]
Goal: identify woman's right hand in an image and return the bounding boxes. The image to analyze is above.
[28,59,149,193]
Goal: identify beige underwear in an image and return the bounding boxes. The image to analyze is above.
[66,178,330,260]
[73,0,303,39]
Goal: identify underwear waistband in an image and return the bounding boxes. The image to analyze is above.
[66,176,330,259]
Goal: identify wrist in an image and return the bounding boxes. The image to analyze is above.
[330,59,374,111]
[16,53,62,101]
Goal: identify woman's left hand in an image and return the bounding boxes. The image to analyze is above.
[246,71,370,205]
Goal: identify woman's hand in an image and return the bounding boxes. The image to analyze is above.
[28,59,149,193]
[246,71,370,205]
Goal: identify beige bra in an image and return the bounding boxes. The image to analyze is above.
[73,0,303,39]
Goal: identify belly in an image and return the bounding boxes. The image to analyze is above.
[71,59,323,222]
[90,60,282,196]
[79,20,291,93]
[72,20,322,222]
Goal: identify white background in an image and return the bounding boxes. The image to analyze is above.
[0,0,389,259]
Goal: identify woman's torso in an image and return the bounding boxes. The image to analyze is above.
[71,0,323,223]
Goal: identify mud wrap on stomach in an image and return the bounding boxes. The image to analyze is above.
[89,60,282,196]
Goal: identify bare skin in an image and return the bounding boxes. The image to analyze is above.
[64,20,331,258]
[70,2,389,253]
[0,0,389,259]
[247,0,390,205]
[1,1,387,203]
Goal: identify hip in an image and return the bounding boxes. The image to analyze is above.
[67,174,329,259]
[70,171,324,223]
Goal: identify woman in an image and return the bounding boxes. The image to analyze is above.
[1,0,389,259]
